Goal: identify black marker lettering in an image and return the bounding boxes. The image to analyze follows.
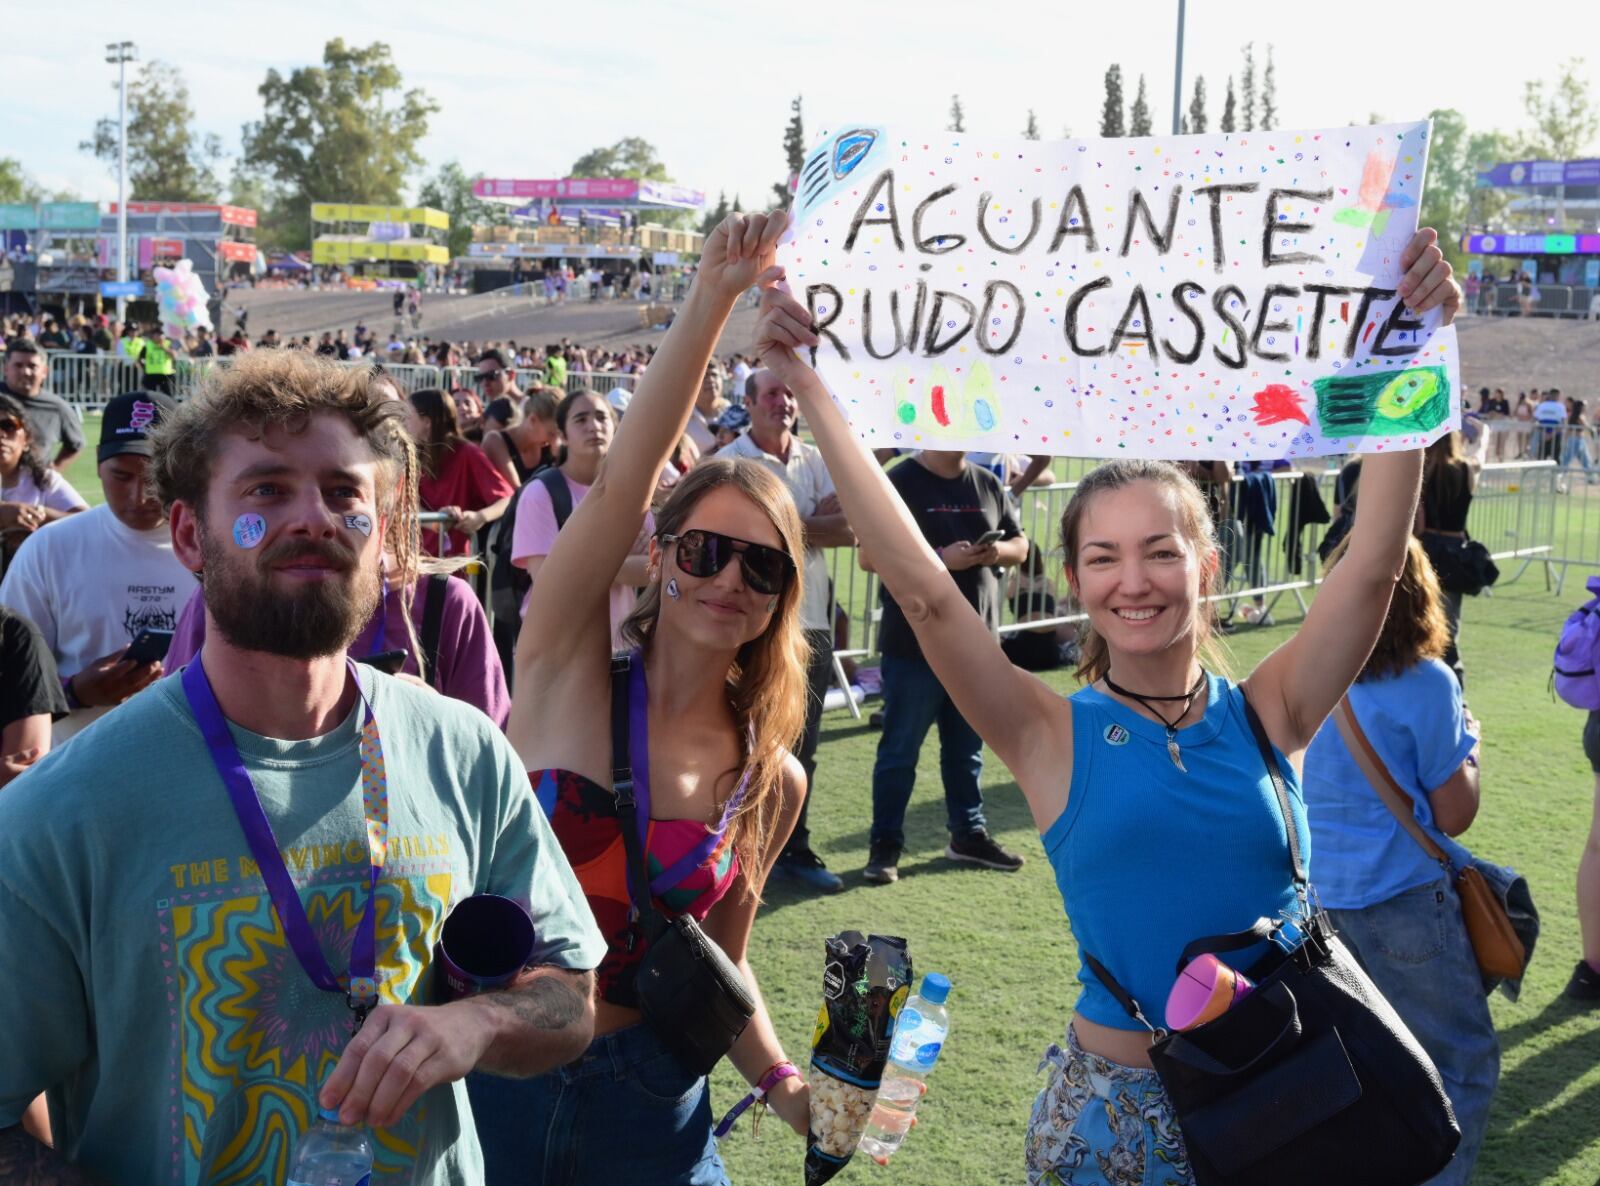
[1211,285,1250,369]
[1119,185,1185,257]
[1109,285,1160,363]
[1250,284,1300,362]
[861,289,907,359]
[924,291,977,356]
[977,193,1042,255]
[1302,284,1352,361]
[1371,299,1425,357]
[913,185,966,255]
[805,284,850,363]
[1344,286,1396,358]
[844,170,903,253]
[1263,188,1333,268]
[1192,182,1259,273]
[1161,280,1207,364]
[976,281,1026,355]
[1064,277,1112,357]
[1048,185,1099,253]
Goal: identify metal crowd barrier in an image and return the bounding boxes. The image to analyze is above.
[1468,283,1600,319]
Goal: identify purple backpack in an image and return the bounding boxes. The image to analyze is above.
[1554,576,1600,710]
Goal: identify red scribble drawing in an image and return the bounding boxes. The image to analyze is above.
[1251,384,1310,427]
[930,384,950,426]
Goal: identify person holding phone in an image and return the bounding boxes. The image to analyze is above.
[0,391,196,741]
[861,450,1030,885]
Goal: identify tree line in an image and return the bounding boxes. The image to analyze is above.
[0,40,1592,270]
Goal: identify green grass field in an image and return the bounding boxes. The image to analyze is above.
[712,578,1600,1186]
[62,415,1599,1183]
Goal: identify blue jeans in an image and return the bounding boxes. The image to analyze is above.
[1329,878,1500,1186]
[871,651,986,849]
[466,1024,729,1186]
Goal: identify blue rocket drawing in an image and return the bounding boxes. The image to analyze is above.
[794,127,883,219]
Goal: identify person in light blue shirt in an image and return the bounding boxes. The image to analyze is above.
[1303,535,1494,1186]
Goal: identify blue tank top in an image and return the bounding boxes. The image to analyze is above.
[1043,674,1312,1030]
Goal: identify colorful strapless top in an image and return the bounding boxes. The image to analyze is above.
[531,767,741,1007]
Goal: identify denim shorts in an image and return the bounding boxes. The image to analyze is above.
[466,1023,729,1186]
[1025,1024,1194,1186]
[1585,711,1600,774]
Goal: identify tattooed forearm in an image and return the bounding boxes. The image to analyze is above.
[472,968,596,1077]
[0,1126,101,1185]
[493,970,591,1030]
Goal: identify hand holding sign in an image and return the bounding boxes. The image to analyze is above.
[775,121,1461,460]
[695,210,790,305]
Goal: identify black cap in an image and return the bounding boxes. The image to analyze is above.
[99,391,176,463]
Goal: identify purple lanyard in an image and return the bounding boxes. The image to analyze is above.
[368,578,389,655]
[627,649,751,896]
[181,657,389,1028]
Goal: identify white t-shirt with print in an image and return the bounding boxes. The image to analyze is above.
[0,504,198,741]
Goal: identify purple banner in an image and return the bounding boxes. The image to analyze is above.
[1476,159,1600,188]
[1464,233,1600,255]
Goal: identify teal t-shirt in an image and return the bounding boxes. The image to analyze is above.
[0,670,607,1185]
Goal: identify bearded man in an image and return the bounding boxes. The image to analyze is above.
[0,350,604,1184]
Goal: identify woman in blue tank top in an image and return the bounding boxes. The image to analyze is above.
[754,227,1461,1184]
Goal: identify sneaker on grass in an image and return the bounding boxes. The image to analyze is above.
[773,846,844,893]
[863,841,901,885]
[946,829,1025,872]
[1565,959,1600,1004]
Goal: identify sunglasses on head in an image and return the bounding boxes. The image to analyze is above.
[0,417,24,436]
[660,529,794,597]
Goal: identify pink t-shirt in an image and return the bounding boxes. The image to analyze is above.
[512,472,652,649]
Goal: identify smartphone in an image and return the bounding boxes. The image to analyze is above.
[974,528,1005,547]
[364,648,409,676]
[123,629,173,665]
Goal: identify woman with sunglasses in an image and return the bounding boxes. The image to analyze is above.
[472,211,809,1185]
[0,394,87,566]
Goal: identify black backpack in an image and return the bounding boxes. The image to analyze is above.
[489,466,572,627]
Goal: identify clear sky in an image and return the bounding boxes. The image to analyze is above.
[8,0,1598,212]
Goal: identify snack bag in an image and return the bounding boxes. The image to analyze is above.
[805,932,913,1184]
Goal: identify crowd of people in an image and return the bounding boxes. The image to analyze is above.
[0,212,1595,1186]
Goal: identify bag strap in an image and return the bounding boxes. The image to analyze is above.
[1332,696,1453,869]
[609,653,667,940]
[420,574,448,689]
[539,466,574,531]
[1239,691,1308,890]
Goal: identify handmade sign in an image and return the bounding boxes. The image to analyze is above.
[777,121,1458,459]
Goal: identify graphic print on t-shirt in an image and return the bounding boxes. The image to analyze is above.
[161,838,458,1184]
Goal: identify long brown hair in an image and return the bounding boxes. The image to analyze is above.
[150,349,426,673]
[1326,534,1448,680]
[619,457,810,896]
[408,387,464,476]
[1059,459,1231,685]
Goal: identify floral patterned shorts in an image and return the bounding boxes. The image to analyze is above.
[1024,1024,1194,1186]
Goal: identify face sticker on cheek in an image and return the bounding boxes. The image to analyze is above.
[233,513,266,549]
[343,512,373,537]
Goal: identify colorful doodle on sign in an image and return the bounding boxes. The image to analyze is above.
[780,120,1459,460]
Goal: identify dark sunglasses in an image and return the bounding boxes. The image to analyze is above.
[0,417,24,436]
[661,529,794,597]
[475,368,505,384]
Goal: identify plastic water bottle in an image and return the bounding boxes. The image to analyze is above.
[286,1106,372,1186]
[859,972,951,1165]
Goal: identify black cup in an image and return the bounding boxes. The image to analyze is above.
[432,894,537,1003]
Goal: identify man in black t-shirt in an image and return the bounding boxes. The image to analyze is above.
[0,339,84,470]
[865,451,1030,884]
[0,606,66,788]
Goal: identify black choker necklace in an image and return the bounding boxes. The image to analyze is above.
[1102,670,1208,773]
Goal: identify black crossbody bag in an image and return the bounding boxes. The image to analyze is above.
[1083,697,1461,1186]
[609,654,755,1077]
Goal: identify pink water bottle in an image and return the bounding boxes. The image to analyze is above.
[1164,954,1254,1031]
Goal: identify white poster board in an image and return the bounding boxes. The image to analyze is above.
[777,121,1458,460]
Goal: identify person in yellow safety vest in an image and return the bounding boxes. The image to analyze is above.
[126,322,178,395]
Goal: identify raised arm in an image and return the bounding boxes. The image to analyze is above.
[1245,228,1460,757]
[754,284,1067,815]
[516,212,787,675]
